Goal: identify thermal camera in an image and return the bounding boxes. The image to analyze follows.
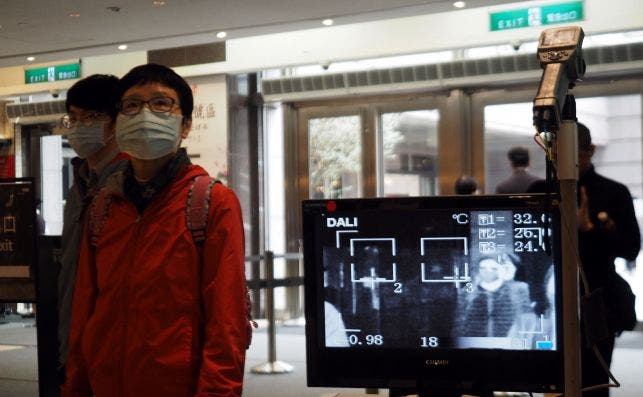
[533,26,585,134]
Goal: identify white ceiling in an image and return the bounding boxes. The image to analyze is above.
[0,0,519,67]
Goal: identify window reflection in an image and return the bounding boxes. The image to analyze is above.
[381,110,439,197]
[308,115,362,199]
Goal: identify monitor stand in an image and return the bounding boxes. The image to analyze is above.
[389,387,494,397]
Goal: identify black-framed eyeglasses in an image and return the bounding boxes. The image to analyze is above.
[118,96,177,116]
[61,111,110,129]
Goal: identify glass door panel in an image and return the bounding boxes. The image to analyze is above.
[483,102,545,194]
[380,109,439,197]
[482,94,643,320]
[308,115,362,199]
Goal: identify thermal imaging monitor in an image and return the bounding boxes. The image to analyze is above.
[303,194,563,394]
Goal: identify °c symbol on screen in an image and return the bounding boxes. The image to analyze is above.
[452,213,468,224]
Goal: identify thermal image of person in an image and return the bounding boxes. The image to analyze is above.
[534,266,557,350]
[324,301,349,347]
[456,256,536,339]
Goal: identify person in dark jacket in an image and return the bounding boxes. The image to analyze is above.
[495,146,540,194]
[58,75,128,380]
[529,122,640,397]
[576,123,640,397]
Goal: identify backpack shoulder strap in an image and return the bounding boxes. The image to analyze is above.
[186,176,219,245]
[89,188,111,247]
[186,176,257,349]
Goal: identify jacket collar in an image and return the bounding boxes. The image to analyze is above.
[101,148,208,212]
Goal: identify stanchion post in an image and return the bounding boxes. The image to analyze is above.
[266,250,277,363]
[251,250,294,374]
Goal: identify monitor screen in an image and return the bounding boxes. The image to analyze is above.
[303,194,564,394]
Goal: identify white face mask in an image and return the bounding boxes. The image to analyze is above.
[115,108,182,160]
[67,122,107,159]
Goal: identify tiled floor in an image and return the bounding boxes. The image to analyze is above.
[1,316,641,397]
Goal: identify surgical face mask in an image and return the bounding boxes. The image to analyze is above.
[67,122,108,159]
[115,108,182,160]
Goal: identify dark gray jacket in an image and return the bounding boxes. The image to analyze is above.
[58,150,128,367]
[495,169,540,194]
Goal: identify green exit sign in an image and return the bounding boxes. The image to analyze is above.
[490,1,583,32]
[25,63,80,84]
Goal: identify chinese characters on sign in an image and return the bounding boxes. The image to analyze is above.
[489,1,583,32]
[25,63,81,84]
[184,78,229,184]
[187,102,217,144]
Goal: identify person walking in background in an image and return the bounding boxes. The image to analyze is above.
[495,146,540,194]
[454,175,479,195]
[58,75,128,381]
[63,64,247,397]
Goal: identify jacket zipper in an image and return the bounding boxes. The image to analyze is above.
[121,204,144,396]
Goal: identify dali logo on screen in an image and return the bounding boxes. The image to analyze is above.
[326,217,358,228]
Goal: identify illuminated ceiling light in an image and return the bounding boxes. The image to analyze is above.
[26,56,35,62]
[117,44,128,51]
[152,0,166,6]
[69,12,81,17]
[216,31,227,39]
[453,1,466,8]
[322,19,334,26]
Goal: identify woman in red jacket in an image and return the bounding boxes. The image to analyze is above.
[63,63,247,397]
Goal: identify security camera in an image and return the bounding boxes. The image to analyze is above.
[320,61,331,71]
[511,40,522,51]
[50,89,60,98]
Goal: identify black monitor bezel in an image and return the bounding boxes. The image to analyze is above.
[303,194,564,394]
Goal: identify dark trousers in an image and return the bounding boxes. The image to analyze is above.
[581,334,615,397]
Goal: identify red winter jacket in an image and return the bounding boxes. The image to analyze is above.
[62,164,247,397]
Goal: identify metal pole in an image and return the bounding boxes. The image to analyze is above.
[558,118,582,397]
[251,250,294,374]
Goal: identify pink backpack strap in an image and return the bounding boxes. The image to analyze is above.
[186,176,218,245]
[90,189,111,247]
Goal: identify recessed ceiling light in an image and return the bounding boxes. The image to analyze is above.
[26,56,35,62]
[69,12,81,17]
[117,44,128,51]
[322,19,334,26]
[216,31,227,39]
[153,0,166,6]
[453,1,466,8]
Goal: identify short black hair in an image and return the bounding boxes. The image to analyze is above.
[65,74,120,120]
[507,146,530,167]
[118,63,193,120]
[577,122,592,150]
[454,175,478,195]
